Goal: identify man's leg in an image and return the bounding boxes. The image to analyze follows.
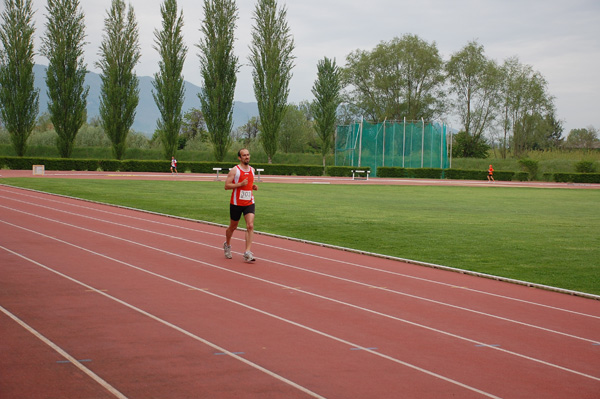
[224,212,239,259]
[243,212,255,253]
[225,219,239,246]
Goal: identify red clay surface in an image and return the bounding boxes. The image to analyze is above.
[1,171,599,398]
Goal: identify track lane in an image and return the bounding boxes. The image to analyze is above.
[1,185,599,398]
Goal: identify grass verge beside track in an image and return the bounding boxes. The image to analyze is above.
[1,177,598,296]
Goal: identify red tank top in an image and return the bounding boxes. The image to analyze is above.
[230,165,255,206]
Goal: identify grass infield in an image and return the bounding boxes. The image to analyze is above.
[1,177,599,296]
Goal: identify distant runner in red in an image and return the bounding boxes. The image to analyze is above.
[223,148,258,262]
[487,164,495,182]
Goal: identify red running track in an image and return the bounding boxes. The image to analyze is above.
[1,184,599,398]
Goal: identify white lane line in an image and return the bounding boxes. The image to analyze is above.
[0,304,129,399]
[0,245,328,399]
[0,241,498,399]
[1,197,598,345]
[2,215,600,385]
[2,186,599,313]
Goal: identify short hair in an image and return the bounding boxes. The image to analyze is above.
[238,148,249,157]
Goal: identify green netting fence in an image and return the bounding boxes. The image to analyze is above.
[335,120,450,177]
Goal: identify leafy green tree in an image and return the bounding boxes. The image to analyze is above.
[180,108,207,141]
[198,0,239,161]
[312,57,341,167]
[498,57,553,158]
[278,104,314,154]
[343,34,445,122]
[96,0,141,160]
[297,100,314,121]
[517,111,564,151]
[341,49,381,120]
[0,0,39,157]
[249,0,295,163]
[34,112,53,133]
[446,41,501,157]
[452,131,490,158]
[518,158,539,181]
[235,116,260,146]
[574,160,597,173]
[41,0,88,158]
[153,0,187,159]
[566,126,599,149]
[541,112,564,149]
[336,102,363,126]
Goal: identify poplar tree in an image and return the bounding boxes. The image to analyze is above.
[0,0,39,157]
[41,0,88,158]
[96,0,140,160]
[249,0,295,163]
[197,0,239,162]
[312,57,341,168]
[153,0,186,159]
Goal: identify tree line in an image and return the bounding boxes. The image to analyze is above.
[1,0,597,163]
[0,0,340,165]
[342,36,598,158]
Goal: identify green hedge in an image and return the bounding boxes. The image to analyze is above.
[377,167,444,178]
[552,173,600,183]
[325,166,370,177]
[0,156,101,171]
[378,167,517,181]
[446,169,517,181]
[252,163,324,176]
[0,156,375,178]
[4,156,598,184]
[0,156,328,176]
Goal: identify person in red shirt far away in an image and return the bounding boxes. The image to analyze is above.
[488,164,495,182]
[223,148,258,262]
[170,156,178,174]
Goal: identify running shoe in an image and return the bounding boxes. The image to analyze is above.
[223,242,232,259]
[243,251,255,263]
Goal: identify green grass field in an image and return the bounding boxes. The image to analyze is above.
[1,177,599,296]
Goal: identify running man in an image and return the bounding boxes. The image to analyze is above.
[224,149,258,262]
[170,156,178,174]
[487,164,495,182]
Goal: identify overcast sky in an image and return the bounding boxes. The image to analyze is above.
[27,0,600,134]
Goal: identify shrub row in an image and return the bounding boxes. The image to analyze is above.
[2,156,598,183]
[377,167,527,181]
[377,167,441,179]
[552,173,600,184]
[326,166,371,177]
[0,156,363,177]
[186,163,353,177]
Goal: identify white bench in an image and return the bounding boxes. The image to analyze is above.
[256,168,264,182]
[351,169,370,180]
[212,167,229,181]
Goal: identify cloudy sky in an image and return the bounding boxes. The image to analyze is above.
[27,0,600,134]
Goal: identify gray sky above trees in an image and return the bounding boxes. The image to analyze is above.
[28,0,599,134]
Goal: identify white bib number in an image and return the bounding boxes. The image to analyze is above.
[239,190,252,201]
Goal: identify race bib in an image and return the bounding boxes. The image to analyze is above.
[239,190,252,201]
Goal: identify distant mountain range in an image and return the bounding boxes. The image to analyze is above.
[33,64,258,136]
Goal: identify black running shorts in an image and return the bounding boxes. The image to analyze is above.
[230,203,255,222]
